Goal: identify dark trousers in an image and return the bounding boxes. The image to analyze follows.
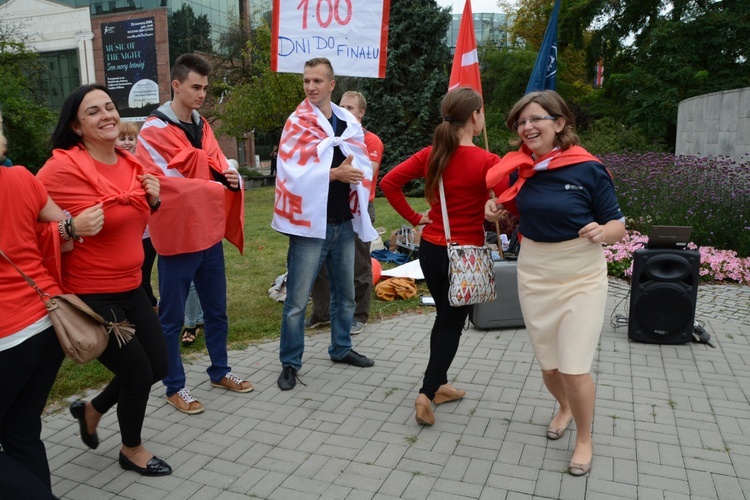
[141,237,158,307]
[80,287,168,447]
[158,242,230,395]
[0,326,63,496]
[418,239,471,400]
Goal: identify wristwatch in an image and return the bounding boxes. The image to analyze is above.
[149,198,161,210]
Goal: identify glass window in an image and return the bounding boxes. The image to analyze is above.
[54,1,241,49]
[38,50,81,112]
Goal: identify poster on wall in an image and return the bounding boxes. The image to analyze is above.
[271,0,390,78]
[101,17,159,120]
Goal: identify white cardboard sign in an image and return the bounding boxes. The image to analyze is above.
[271,0,390,78]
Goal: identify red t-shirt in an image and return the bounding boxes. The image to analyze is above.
[364,130,384,203]
[381,145,508,247]
[37,153,150,294]
[0,167,62,338]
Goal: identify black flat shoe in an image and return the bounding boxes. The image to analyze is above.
[69,400,98,449]
[118,452,172,476]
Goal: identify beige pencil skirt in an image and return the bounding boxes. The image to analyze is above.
[517,236,608,374]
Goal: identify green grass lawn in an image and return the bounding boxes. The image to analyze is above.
[49,187,430,405]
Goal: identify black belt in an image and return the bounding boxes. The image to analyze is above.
[327,216,350,224]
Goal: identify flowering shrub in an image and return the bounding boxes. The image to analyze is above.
[603,153,750,257]
[603,231,750,285]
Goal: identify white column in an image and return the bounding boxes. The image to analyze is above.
[76,31,95,84]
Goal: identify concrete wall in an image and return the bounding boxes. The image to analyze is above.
[676,87,750,163]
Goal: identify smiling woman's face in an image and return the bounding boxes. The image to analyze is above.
[516,102,565,157]
[73,89,121,145]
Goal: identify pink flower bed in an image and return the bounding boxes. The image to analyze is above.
[603,231,750,285]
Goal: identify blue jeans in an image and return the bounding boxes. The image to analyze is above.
[310,202,375,324]
[184,282,204,327]
[280,221,356,371]
[158,242,230,396]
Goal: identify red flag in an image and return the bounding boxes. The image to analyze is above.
[449,0,482,95]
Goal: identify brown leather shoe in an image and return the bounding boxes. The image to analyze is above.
[414,394,435,425]
[433,384,466,405]
[166,388,205,414]
[211,373,254,393]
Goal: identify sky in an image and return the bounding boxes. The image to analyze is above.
[436,0,504,14]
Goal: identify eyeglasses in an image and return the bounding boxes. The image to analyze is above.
[513,115,557,129]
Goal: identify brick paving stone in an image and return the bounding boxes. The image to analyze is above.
[400,473,436,500]
[43,282,750,499]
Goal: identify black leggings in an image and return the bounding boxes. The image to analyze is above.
[80,287,167,447]
[141,237,158,307]
[418,239,472,400]
[0,326,63,496]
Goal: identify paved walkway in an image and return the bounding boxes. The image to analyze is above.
[46,282,750,499]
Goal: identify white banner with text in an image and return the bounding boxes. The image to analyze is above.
[271,0,390,78]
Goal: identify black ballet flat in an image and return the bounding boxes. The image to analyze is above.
[69,400,98,449]
[118,452,172,476]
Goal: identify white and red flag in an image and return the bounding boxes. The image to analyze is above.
[448,0,482,95]
[272,100,377,242]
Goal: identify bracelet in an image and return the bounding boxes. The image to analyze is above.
[67,217,84,243]
[58,219,72,241]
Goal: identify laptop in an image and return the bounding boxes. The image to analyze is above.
[647,225,692,249]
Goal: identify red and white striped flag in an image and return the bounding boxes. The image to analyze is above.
[594,59,604,87]
[448,0,482,95]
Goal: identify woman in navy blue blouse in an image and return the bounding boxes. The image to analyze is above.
[486,90,626,476]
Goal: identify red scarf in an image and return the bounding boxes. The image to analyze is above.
[37,145,150,214]
[486,145,601,208]
[136,117,245,255]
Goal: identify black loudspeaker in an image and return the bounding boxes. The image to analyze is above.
[628,249,700,344]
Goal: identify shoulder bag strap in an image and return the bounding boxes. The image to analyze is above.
[438,177,452,244]
[0,248,49,299]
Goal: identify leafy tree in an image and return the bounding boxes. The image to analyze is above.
[214,17,252,83]
[0,22,55,171]
[215,21,304,139]
[349,0,452,193]
[489,0,594,129]
[479,46,535,154]
[168,4,213,65]
[563,0,750,147]
[503,0,554,48]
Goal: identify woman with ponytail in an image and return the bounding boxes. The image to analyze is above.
[381,88,509,426]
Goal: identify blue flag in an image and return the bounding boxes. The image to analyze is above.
[525,0,560,94]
